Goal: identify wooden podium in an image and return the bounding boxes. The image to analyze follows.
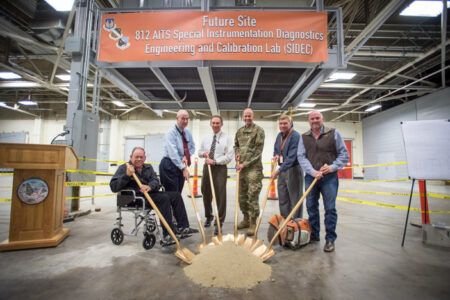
[0,143,78,251]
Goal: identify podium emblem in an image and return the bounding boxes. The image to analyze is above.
[17,178,49,205]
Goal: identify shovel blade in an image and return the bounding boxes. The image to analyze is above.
[235,234,246,246]
[261,248,275,262]
[175,247,195,264]
[243,237,254,250]
[250,239,263,252]
[252,244,267,257]
[211,236,222,245]
[222,234,234,242]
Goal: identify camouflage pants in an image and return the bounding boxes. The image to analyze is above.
[239,168,263,219]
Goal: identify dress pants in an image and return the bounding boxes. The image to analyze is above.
[201,164,227,224]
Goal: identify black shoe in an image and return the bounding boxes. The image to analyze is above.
[324,240,335,252]
[186,227,199,234]
[214,223,223,235]
[160,235,176,247]
[310,235,320,242]
[204,217,214,228]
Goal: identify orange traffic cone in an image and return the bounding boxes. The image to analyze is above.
[268,160,278,200]
[190,157,202,198]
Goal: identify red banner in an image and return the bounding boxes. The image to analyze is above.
[98,11,328,63]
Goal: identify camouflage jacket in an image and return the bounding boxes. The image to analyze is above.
[234,123,265,170]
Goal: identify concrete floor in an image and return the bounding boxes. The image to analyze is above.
[0,176,449,299]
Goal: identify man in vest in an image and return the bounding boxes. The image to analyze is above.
[297,110,348,252]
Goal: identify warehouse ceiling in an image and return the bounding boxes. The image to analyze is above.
[0,0,448,121]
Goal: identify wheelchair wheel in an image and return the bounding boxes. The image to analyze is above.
[111,228,124,245]
[143,234,156,250]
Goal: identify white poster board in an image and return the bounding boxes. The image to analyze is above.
[401,120,450,180]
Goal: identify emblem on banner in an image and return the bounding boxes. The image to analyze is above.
[116,36,131,50]
[103,18,115,31]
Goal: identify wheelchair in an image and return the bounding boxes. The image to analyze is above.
[110,190,161,250]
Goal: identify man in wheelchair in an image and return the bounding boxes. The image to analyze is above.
[110,147,197,246]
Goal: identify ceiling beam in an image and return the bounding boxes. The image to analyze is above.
[150,67,183,108]
[281,68,316,108]
[345,0,405,60]
[343,39,450,105]
[247,66,261,108]
[320,83,435,90]
[197,67,219,115]
[290,69,335,108]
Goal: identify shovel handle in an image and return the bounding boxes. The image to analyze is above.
[207,164,222,240]
[131,172,181,249]
[186,179,207,245]
[234,162,240,239]
[254,160,277,240]
[265,177,319,253]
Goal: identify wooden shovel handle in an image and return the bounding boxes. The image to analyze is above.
[254,160,277,240]
[265,177,319,251]
[234,162,240,239]
[186,178,207,245]
[131,173,181,249]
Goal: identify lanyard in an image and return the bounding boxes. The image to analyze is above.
[280,128,293,153]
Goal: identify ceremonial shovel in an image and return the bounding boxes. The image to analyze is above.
[131,172,195,264]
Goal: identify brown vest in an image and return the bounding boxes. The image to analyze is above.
[302,127,337,171]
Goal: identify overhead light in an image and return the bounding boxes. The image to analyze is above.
[18,100,37,106]
[400,1,449,17]
[298,103,317,108]
[45,0,74,11]
[365,104,382,112]
[327,72,357,82]
[112,100,127,107]
[0,72,22,79]
[0,101,7,107]
[56,74,71,81]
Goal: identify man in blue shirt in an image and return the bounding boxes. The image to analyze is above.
[159,109,196,193]
[271,114,303,219]
[297,110,348,252]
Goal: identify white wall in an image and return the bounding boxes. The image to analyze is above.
[0,116,364,177]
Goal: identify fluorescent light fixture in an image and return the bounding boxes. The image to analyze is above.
[0,101,7,107]
[18,100,37,106]
[365,104,382,112]
[400,1,449,17]
[45,0,74,11]
[112,100,127,107]
[56,74,71,81]
[328,72,356,81]
[298,103,317,108]
[0,72,22,79]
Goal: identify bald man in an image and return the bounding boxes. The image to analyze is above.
[234,108,265,236]
[160,109,195,193]
[297,110,348,252]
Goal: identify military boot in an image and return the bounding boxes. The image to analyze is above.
[237,214,250,229]
[246,217,257,236]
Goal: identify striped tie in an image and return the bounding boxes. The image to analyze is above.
[209,134,216,159]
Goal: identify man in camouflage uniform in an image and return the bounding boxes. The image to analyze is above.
[234,108,265,236]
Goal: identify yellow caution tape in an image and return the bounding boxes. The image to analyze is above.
[65,182,110,187]
[337,196,450,215]
[340,189,450,200]
[65,193,115,200]
[0,198,11,202]
[66,169,114,176]
[0,173,13,176]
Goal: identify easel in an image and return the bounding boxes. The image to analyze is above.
[400,120,450,247]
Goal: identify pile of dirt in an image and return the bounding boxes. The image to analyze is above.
[183,242,272,289]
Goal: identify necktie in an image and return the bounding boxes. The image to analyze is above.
[181,131,191,166]
[209,134,216,159]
